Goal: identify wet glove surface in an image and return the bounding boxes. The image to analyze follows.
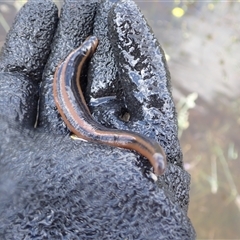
[0,0,195,239]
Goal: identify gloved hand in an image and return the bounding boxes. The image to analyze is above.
[0,0,195,239]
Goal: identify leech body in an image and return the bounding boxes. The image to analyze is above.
[53,36,166,175]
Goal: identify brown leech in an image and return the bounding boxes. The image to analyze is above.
[53,36,166,175]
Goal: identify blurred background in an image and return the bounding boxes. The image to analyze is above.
[0,1,239,239]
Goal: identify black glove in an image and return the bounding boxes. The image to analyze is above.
[0,0,195,239]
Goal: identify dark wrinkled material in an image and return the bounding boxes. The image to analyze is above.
[87,0,119,99]
[0,0,58,81]
[0,119,194,239]
[0,73,38,126]
[0,0,57,126]
[0,0,196,239]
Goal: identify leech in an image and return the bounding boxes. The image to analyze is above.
[53,36,167,175]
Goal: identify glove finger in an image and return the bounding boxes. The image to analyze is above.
[39,0,99,134]
[0,0,58,127]
[86,0,121,101]
[0,0,58,81]
[109,1,182,165]
[89,0,182,166]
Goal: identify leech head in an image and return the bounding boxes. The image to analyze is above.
[151,142,167,175]
[152,152,166,175]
